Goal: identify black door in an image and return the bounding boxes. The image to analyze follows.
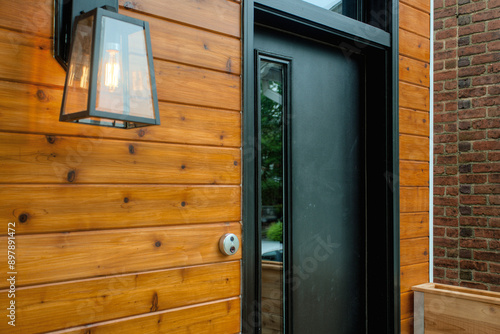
[255,25,366,333]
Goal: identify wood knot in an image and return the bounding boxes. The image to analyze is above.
[36,89,47,101]
[155,241,162,247]
[181,201,186,207]
[129,144,135,154]
[19,213,29,223]
[150,292,159,312]
[124,197,129,203]
[67,170,76,182]
[137,129,146,137]
[46,135,56,144]
[181,165,186,170]
[234,161,238,166]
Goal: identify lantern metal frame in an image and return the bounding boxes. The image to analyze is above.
[55,0,160,128]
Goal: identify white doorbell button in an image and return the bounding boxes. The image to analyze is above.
[219,233,240,256]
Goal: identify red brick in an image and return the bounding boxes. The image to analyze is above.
[491,218,500,227]
[471,31,500,44]
[473,140,500,150]
[459,2,487,14]
[460,216,488,226]
[472,53,500,65]
[473,8,500,21]
[488,129,500,139]
[434,226,446,236]
[490,174,500,183]
[435,70,457,81]
[458,152,486,162]
[458,44,487,56]
[460,260,488,271]
[458,65,486,77]
[436,91,458,101]
[474,184,500,193]
[445,81,457,90]
[475,228,500,238]
[460,281,488,290]
[446,269,459,279]
[471,118,500,128]
[435,112,457,122]
[458,108,487,119]
[474,250,500,261]
[458,87,487,98]
[488,85,500,94]
[447,227,459,237]
[472,163,500,173]
[434,206,445,215]
[446,207,459,216]
[488,40,500,51]
[435,217,459,226]
[435,176,458,185]
[459,174,487,183]
[472,74,500,85]
[458,22,486,35]
[445,102,458,111]
[435,103,445,112]
[474,272,500,285]
[490,239,500,249]
[445,143,458,153]
[489,152,500,161]
[434,267,446,277]
[435,50,457,60]
[435,133,458,143]
[488,17,500,29]
[437,155,457,164]
[491,263,500,275]
[436,28,458,40]
[435,197,459,206]
[489,63,500,73]
[434,187,446,195]
[446,186,459,195]
[434,258,459,268]
[435,7,458,19]
[460,238,488,248]
[474,206,500,215]
[459,130,486,140]
[460,195,487,204]
[445,39,458,49]
[435,237,459,248]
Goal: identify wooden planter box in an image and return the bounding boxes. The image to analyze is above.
[412,283,500,333]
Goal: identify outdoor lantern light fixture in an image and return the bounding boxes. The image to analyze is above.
[55,0,160,128]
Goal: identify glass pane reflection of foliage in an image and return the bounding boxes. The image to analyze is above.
[260,62,283,223]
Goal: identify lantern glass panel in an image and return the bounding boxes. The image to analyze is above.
[62,15,94,116]
[96,16,155,119]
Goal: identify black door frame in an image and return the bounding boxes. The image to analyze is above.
[242,1,400,332]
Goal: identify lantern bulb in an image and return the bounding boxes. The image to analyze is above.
[104,43,121,92]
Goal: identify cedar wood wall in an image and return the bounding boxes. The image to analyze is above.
[0,0,430,332]
[0,0,242,332]
[399,0,431,332]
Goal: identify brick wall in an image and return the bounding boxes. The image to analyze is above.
[434,0,500,291]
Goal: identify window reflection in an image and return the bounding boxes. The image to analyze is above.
[303,0,343,14]
[260,60,285,333]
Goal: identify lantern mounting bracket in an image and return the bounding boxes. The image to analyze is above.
[54,0,119,70]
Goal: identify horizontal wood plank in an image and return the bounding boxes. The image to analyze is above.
[401,317,414,334]
[0,28,66,87]
[401,262,429,293]
[0,132,240,184]
[401,291,414,320]
[0,185,240,234]
[0,223,241,287]
[51,297,241,334]
[399,108,430,137]
[400,134,430,161]
[0,0,52,37]
[118,0,241,37]
[400,187,429,213]
[155,60,241,111]
[401,237,429,267]
[401,213,429,239]
[400,81,430,112]
[400,3,430,38]
[400,56,430,87]
[124,11,240,74]
[0,262,240,333]
[0,81,241,147]
[399,29,430,63]
[400,161,429,187]
[401,0,430,13]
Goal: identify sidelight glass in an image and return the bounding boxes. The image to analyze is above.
[259,59,286,333]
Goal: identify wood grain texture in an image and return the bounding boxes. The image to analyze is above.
[0,223,241,287]
[401,0,431,13]
[399,3,430,38]
[400,81,429,112]
[0,185,240,234]
[0,262,240,333]
[399,29,430,63]
[400,161,429,186]
[0,0,53,37]
[400,213,429,239]
[401,317,414,334]
[0,132,240,184]
[401,291,414,320]
[0,81,241,146]
[262,262,283,332]
[401,237,429,267]
[399,108,429,137]
[400,56,430,87]
[401,262,429,293]
[119,0,241,37]
[400,134,430,161]
[422,291,500,333]
[51,297,241,334]
[124,11,241,74]
[0,28,66,86]
[155,60,241,111]
[400,187,429,213]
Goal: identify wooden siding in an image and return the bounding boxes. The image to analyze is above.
[399,0,431,331]
[0,1,241,333]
